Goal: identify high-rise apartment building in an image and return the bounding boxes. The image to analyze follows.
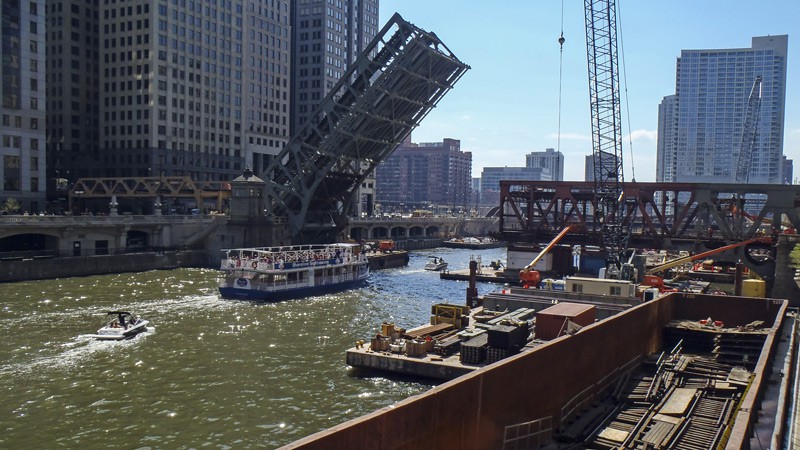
[45,0,291,183]
[526,148,563,181]
[584,153,617,182]
[656,95,677,182]
[2,0,47,212]
[376,136,472,212]
[291,0,379,134]
[657,35,788,184]
[480,166,551,207]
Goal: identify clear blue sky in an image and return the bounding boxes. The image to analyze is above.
[379,1,799,182]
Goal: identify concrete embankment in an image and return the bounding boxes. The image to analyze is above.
[0,250,208,282]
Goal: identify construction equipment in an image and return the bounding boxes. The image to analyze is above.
[642,237,771,290]
[584,0,630,280]
[378,240,395,252]
[520,225,574,287]
[734,76,763,183]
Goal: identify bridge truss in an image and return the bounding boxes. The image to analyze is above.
[69,177,230,212]
[265,13,470,243]
[499,181,800,251]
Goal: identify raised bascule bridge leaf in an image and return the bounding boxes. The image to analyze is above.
[265,13,470,244]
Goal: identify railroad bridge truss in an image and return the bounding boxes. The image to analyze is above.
[265,13,469,244]
[499,181,800,268]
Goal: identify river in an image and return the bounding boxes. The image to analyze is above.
[0,247,506,449]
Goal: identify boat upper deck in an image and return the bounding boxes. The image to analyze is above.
[220,243,366,272]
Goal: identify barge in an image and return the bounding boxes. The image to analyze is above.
[288,292,793,450]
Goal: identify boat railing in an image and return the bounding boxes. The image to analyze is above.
[221,254,366,271]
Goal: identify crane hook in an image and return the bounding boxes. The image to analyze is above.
[558,33,565,49]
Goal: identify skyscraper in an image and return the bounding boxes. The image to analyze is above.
[657,35,788,184]
[290,0,379,217]
[526,148,564,181]
[291,0,379,134]
[2,0,47,212]
[45,0,291,183]
[656,95,677,183]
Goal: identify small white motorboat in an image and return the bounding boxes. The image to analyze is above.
[424,257,448,271]
[92,311,149,340]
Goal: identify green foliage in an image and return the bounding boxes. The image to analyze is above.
[2,197,21,214]
[790,243,800,269]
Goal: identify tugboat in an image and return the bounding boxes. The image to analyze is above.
[92,311,149,340]
[424,257,448,271]
[218,243,369,301]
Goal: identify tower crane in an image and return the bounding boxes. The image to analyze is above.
[734,76,763,183]
[584,0,632,279]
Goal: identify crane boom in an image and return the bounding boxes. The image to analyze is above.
[645,237,770,276]
[734,76,763,183]
[584,0,628,278]
[520,225,575,287]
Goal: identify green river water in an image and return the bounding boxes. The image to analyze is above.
[0,248,505,449]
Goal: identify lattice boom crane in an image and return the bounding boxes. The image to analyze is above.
[734,76,763,183]
[584,0,631,279]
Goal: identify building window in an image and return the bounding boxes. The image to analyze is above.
[31,177,39,192]
[610,286,622,296]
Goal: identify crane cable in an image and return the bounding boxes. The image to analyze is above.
[616,1,636,182]
[557,0,565,158]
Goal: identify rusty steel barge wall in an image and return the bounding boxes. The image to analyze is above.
[283,293,786,450]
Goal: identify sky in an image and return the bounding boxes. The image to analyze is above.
[379,0,800,182]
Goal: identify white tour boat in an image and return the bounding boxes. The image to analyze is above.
[218,243,369,301]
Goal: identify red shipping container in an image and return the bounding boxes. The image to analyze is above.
[535,303,596,340]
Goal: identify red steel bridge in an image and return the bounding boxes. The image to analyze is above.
[498,180,800,252]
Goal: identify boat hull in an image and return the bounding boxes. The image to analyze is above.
[92,322,149,340]
[219,277,368,302]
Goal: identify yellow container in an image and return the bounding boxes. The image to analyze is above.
[741,279,766,298]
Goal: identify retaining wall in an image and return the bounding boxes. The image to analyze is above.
[0,250,208,282]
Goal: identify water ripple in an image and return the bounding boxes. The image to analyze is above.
[0,248,505,448]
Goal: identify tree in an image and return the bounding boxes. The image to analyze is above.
[790,243,800,270]
[2,197,21,214]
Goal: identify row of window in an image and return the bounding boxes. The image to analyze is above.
[1,136,40,152]
[102,3,149,19]
[2,177,39,193]
[2,155,39,170]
